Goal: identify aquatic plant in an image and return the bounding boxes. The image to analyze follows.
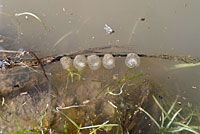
[67,68,81,82]
[58,110,119,134]
[15,12,47,31]
[120,68,144,83]
[53,31,73,47]
[171,62,200,70]
[139,95,200,134]
[105,83,126,96]
[0,102,41,134]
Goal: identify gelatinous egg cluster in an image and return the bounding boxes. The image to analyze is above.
[60,53,140,71]
[102,54,115,69]
[125,53,140,68]
[87,55,101,70]
[60,56,72,70]
[73,55,87,71]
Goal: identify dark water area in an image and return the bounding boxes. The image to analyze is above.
[0,0,200,133]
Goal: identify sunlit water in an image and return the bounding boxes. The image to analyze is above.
[0,0,200,133]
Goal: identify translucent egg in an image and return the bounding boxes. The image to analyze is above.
[87,55,101,70]
[73,55,87,71]
[125,53,140,68]
[102,54,115,69]
[60,56,72,70]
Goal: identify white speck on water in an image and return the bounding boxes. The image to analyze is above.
[104,24,115,34]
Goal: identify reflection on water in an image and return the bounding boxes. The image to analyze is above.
[0,0,200,133]
[1,0,200,56]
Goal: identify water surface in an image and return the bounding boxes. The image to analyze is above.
[0,0,200,133]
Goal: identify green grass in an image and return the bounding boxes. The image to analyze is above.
[58,110,119,133]
[15,12,47,31]
[8,130,40,134]
[67,69,81,82]
[139,95,200,134]
[171,62,200,70]
[105,68,144,96]
[0,102,49,134]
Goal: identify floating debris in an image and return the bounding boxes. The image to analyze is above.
[1,97,4,106]
[16,48,26,58]
[73,55,87,71]
[55,105,86,112]
[104,24,115,34]
[1,45,200,70]
[15,12,48,31]
[106,83,126,96]
[60,56,72,70]
[102,54,115,69]
[125,53,140,68]
[171,62,200,70]
[140,17,145,21]
[192,86,197,89]
[0,60,10,69]
[87,55,101,70]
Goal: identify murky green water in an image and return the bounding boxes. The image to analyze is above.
[0,0,200,133]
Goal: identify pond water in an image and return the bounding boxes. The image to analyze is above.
[0,0,200,133]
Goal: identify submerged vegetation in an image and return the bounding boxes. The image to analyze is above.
[0,9,200,134]
[0,49,200,133]
[67,69,81,82]
[0,67,146,133]
[139,95,200,134]
[2,95,200,134]
[171,62,200,70]
[58,110,119,134]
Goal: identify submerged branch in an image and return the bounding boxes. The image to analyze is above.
[0,45,199,70]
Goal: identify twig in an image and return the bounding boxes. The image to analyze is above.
[108,100,118,109]
[29,51,49,81]
[0,50,21,53]
[106,83,126,96]
[55,105,86,112]
[2,97,4,106]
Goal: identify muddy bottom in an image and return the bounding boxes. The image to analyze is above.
[0,67,51,132]
[0,58,199,134]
